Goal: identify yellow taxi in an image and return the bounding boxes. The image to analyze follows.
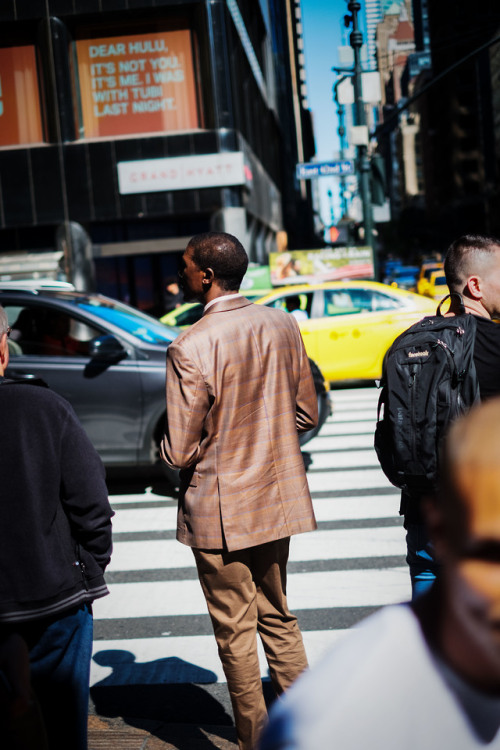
[416,260,443,296]
[423,270,449,302]
[256,280,437,382]
[160,302,203,328]
[160,291,271,329]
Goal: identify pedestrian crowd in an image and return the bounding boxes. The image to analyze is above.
[2,231,500,749]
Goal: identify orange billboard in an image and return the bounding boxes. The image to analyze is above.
[0,46,44,147]
[75,30,200,139]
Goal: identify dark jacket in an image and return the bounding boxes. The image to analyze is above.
[0,378,113,623]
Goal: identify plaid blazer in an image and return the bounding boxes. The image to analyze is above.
[161,295,318,551]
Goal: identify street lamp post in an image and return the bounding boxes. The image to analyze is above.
[346,0,377,277]
[333,76,349,218]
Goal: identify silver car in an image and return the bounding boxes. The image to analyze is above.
[1,287,178,474]
[0,286,329,478]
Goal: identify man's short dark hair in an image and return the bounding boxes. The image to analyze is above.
[188,232,249,291]
[444,234,500,292]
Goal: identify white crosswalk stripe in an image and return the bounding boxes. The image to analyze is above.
[94,564,409,620]
[110,492,400,534]
[105,526,405,573]
[91,631,351,687]
[307,467,394,492]
[91,386,409,712]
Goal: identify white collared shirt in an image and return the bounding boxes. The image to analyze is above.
[204,293,245,313]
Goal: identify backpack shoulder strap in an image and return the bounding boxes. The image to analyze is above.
[437,292,465,316]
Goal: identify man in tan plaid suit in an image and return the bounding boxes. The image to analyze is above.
[161,232,318,749]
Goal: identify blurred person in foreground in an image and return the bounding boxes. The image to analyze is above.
[0,305,113,750]
[260,397,500,750]
[160,232,318,750]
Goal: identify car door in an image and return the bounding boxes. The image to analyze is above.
[299,287,405,381]
[262,290,319,356]
[3,300,144,465]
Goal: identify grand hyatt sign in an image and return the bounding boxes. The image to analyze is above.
[117,152,247,194]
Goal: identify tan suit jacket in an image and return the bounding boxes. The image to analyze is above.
[161,296,318,551]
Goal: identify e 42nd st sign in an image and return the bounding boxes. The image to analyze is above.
[296,160,355,179]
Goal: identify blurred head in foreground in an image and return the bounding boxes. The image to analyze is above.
[423,396,500,691]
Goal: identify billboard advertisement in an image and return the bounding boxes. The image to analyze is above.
[0,46,43,147]
[269,246,374,285]
[75,30,199,139]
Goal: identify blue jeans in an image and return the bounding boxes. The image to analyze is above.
[18,604,93,750]
[406,523,438,600]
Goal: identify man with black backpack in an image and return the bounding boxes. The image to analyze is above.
[376,234,500,598]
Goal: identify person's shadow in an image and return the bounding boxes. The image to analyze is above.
[90,649,236,748]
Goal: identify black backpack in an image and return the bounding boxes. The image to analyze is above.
[374,294,480,495]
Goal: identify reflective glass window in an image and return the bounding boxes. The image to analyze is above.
[0,46,43,146]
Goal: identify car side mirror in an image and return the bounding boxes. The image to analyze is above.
[89,335,126,363]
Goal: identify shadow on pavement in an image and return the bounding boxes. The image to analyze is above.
[105,467,178,499]
[91,650,235,748]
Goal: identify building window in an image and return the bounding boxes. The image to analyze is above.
[74,29,200,139]
[0,46,44,147]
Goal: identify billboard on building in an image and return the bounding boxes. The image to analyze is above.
[0,46,43,146]
[269,247,374,285]
[75,30,199,139]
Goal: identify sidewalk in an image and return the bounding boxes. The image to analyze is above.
[88,715,238,749]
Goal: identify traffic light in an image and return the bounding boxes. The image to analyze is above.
[329,226,340,244]
[370,153,386,206]
[329,221,355,245]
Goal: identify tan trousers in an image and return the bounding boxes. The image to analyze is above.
[193,537,308,750]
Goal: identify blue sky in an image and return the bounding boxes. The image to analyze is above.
[301,0,348,160]
[300,0,361,229]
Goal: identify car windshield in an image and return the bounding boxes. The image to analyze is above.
[68,295,178,344]
[434,276,447,286]
[174,304,203,326]
[424,266,441,280]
